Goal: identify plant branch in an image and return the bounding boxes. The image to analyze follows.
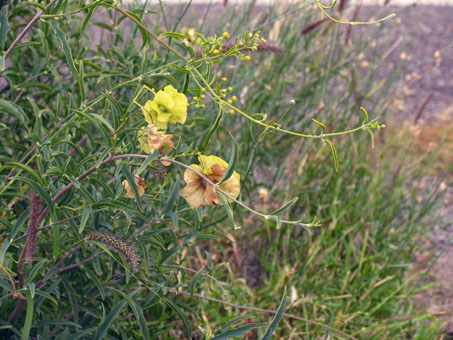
[113,5,188,62]
[5,0,59,58]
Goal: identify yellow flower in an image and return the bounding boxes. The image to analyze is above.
[138,125,174,166]
[181,155,240,208]
[122,175,147,199]
[143,85,188,130]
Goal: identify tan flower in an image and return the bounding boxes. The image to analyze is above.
[138,125,174,166]
[258,187,269,202]
[181,155,240,208]
[122,175,147,199]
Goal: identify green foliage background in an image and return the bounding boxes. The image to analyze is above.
[0,0,442,339]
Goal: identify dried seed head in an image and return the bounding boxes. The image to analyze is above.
[87,232,139,272]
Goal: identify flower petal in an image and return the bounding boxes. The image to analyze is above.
[183,164,204,185]
[205,183,222,206]
[182,184,207,207]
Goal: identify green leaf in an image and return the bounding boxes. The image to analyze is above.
[21,291,34,340]
[220,136,238,183]
[135,151,159,176]
[164,298,192,339]
[260,286,287,340]
[50,21,79,79]
[0,100,29,125]
[323,139,339,172]
[94,295,131,340]
[125,10,148,50]
[79,204,92,234]
[33,320,81,328]
[212,323,268,340]
[109,288,149,340]
[270,197,298,216]
[0,6,9,50]
[5,163,44,186]
[34,289,58,306]
[52,224,60,260]
[360,106,369,124]
[81,6,96,36]
[169,63,190,73]
[159,31,187,39]
[203,108,223,150]
[216,191,238,229]
[67,327,97,340]
[312,118,326,134]
[89,112,114,132]
[165,177,180,214]
[121,167,142,210]
[84,268,105,300]
[0,238,10,265]
[12,176,55,218]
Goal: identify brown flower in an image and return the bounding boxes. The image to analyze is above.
[138,125,174,166]
[122,175,147,199]
[181,155,240,208]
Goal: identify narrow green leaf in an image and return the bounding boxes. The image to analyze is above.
[79,204,91,234]
[34,290,58,306]
[12,176,55,218]
[135,151,159,176]
[159,32,187,39]
[323,139,339,172]
[21,291,34,340]
[0,6,9,50]
[212,323,268,340]
[312,118,326,134]
[360,106,369,124]
[165,177,180,214]
[81,6,95,36]
[216,192,237,229]
[0,100,29,125]
[84,268,105,300]
[203,108,223,149]
[125,10,148,49]
[68,176,81,189]
[260,286,287,340]
[52,225,60,259]
[169,63,190,73]
[11,209,29,240]
[0,238,10,265]
[160,246,181,265]
[6,162,44,185]
[89,112,114,132]
[121,167,142,209]
[164,298,192,339]
[94,297,130,340]
[109,288,149,340]
[50,21,79,79]
[33,320,81,328]
[219,137,238,183]
[67,327,97,340]
[270,197,298,216]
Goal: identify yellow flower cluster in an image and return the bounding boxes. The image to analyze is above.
[126,84,240,209]
[142,85,188,130]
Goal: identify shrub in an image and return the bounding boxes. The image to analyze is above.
[0,1,441,339]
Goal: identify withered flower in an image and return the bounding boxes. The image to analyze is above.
[122,175,147,199]
[138,124,174,166]
[181,155,240,208]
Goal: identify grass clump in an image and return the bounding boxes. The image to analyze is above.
[0,1,443,339]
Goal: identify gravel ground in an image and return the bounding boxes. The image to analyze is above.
[377,4,453,333]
